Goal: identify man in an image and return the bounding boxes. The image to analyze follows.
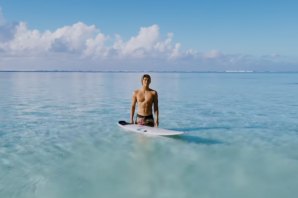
[130,74,159,127]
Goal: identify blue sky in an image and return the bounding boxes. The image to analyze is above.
[0,0,297,71]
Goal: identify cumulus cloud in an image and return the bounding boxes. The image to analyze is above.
[0,17,197,71]
[122,25,159,57]
[0,20,185,60]
[0,7,296,71]
[0,22,98,55]
[203,50,223,59]
[0,7,188,70]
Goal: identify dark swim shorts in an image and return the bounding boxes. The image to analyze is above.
[136,114,154,127]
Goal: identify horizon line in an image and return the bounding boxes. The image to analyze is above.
[1,70,298,73]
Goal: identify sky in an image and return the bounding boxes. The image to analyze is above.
[0,0,297,71]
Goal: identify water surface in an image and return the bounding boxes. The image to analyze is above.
[0,72,297,198]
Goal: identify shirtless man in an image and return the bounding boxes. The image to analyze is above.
[130,74,159,127]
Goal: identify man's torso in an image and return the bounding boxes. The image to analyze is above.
[135,89,156,116]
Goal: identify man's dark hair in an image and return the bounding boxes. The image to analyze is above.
[141,74,151,84]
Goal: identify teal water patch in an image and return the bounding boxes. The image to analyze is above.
[1,72,298,198]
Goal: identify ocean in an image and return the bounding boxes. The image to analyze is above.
[0,72,297,198]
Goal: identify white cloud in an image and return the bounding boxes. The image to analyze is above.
[0,20,185,61]
[1,22,99,55]
[50,22,97,53]
[203,50,223,59]
[8,22,48,53]
[122,25,159,57]
[0,7,296,71]
[0,18,195,70]
[83,33,108,58]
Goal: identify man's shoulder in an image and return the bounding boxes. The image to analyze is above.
[133,89,140,95]
[149,89,158,95]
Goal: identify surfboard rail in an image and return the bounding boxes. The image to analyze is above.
[117,120,184,136]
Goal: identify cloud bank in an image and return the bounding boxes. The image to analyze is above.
[0,8,296,71]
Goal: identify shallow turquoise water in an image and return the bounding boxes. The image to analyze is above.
[0,72,298,198]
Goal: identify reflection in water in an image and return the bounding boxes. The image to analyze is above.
[169,126,231,132]
[166,126,225,144]
[169,134,223,145]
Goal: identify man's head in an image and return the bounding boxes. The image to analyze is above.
[141,74,151,86]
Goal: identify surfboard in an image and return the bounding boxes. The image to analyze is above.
[118,120,184,136]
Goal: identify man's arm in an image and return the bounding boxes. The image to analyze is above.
[153,91,159,127]
[130,91,137,124]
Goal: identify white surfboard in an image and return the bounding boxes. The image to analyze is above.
[118,120,184,136]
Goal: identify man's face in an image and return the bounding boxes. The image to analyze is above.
[142,77,150,86]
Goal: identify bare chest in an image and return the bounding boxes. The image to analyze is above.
[137,91,153,103]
